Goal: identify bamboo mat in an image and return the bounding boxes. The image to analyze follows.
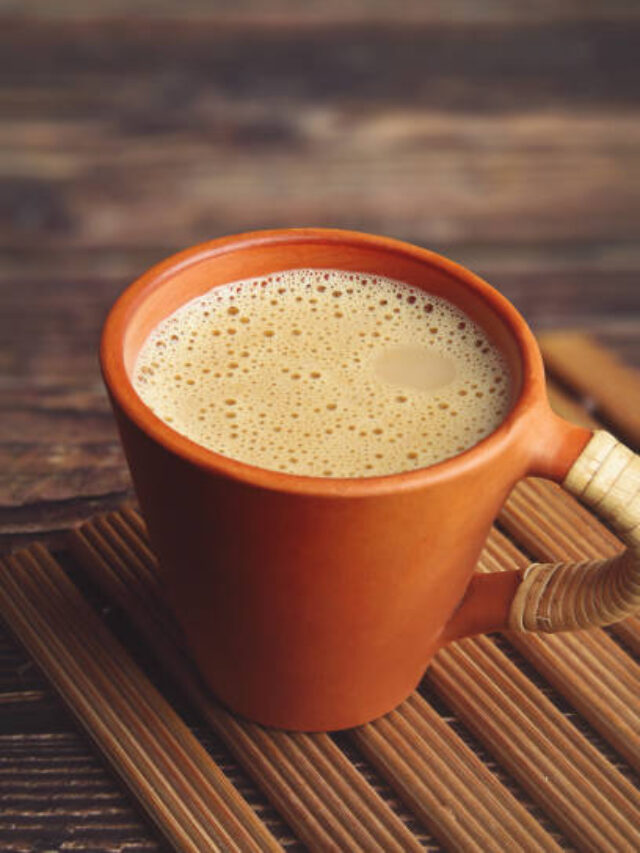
[1,332,639,852]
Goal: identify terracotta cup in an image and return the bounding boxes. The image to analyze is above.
[101,228,639,731]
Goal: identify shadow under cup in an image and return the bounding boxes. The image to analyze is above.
[101,229,575,731]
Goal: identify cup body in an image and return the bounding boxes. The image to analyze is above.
[102,229,549,730]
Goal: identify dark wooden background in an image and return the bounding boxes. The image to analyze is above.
[1,2,639,849]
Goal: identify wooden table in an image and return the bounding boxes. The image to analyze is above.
[1,3,639,849]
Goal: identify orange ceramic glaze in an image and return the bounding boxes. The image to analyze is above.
[101,229,591,731]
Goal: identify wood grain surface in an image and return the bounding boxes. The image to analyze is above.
[2,0,639,552]
[1,2,639,849]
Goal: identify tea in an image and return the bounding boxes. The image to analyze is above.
[133,269,511,477]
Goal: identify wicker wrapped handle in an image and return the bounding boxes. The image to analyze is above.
[509,430,640,632]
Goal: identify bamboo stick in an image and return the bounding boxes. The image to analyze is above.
[0,545,281,853]
[430,635,640,850]
[353,695,561,852]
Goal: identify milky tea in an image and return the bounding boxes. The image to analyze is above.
[133,269,512,477]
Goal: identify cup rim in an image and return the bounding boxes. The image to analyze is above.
[101,227,545,497]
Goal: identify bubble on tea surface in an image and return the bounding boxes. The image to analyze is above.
[133,269,512,477]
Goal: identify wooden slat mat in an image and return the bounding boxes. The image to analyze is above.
[1,331,639,851]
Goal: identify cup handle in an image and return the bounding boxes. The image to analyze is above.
[444,428,640,641]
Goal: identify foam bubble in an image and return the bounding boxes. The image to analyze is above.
[133,269,512,477]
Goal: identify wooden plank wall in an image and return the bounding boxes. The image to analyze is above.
[2,1,639,551]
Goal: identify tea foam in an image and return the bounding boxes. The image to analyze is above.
[133,269,511,477]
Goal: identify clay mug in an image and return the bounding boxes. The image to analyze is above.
[101,229,640,731]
